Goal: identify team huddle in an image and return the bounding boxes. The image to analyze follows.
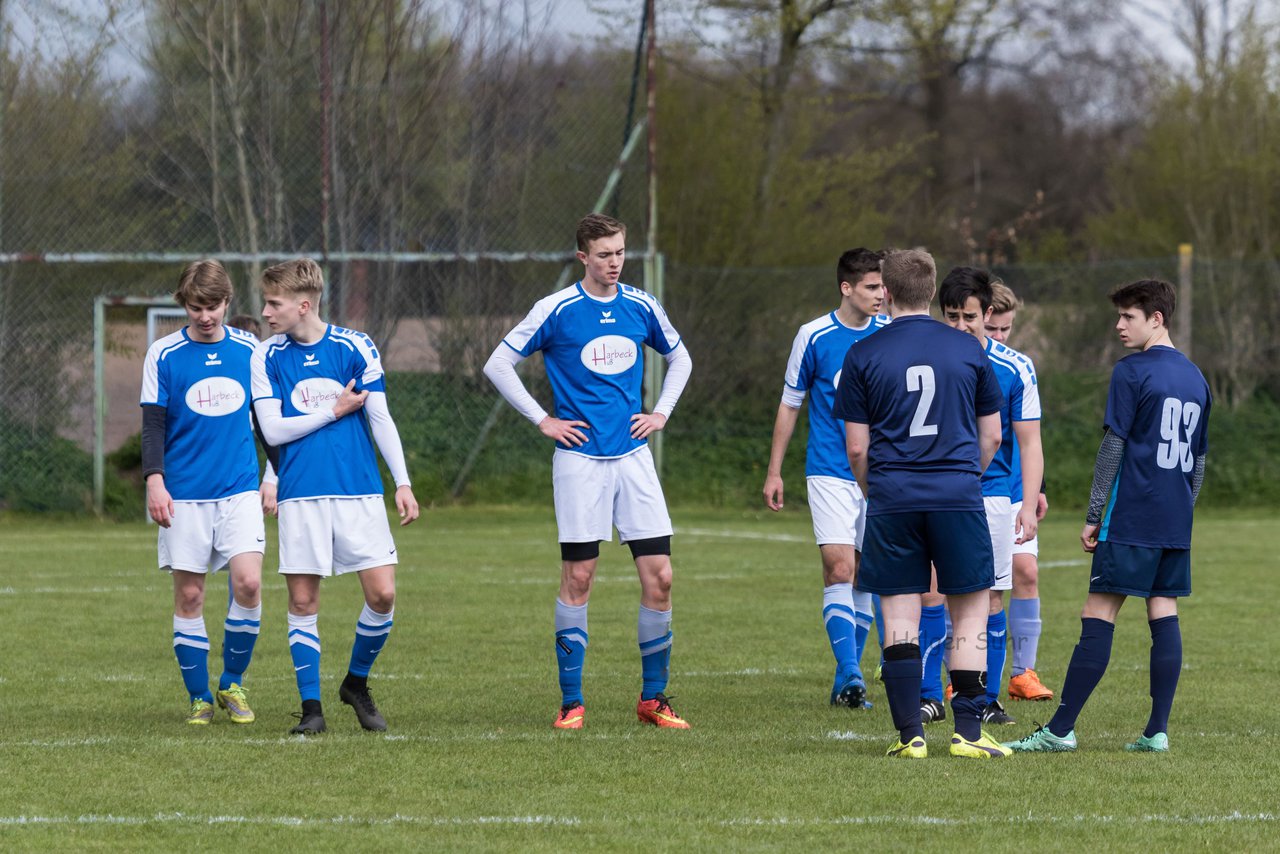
[141,214,1210,756]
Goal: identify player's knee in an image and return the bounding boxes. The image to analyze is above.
[176,588,204,614]
[561,560,597,596]
[627,536,671,560]
[822,560,854,586]
[233,575,261,605]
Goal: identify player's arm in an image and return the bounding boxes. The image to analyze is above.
[364,391,419,526]
[977,412,1002,473]
[1037,478,1048,520]
[764,402,801,510]
[845,421,871,497]
[631,343,692,439]
[1011,419,1043,543]
[1081,428,1125,552]
[141,404,174,527]
[482,343,588,447]
[253,379,367,446]
[1191,455,1206,505]
[260,461,278,517]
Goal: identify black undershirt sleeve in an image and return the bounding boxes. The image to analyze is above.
[141,404,166,479]
[1191,454,1206,505]
[1085,429,1125,525]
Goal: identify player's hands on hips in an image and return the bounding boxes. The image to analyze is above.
[395,485,420,526]
[1015,504,1039,544]
[539,416,590,447]
[146,474,175,528]
[332,379,369,418]
[1036,491,1049,520]
[629,411,666,440]
[763,473,785,511]
[1080,523,1100,553]
[260,481,278,517]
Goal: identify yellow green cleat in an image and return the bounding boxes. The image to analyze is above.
[186,699,215,725]
[886,736,928,759]
[950,730,1013,758]
[216,683,255,724]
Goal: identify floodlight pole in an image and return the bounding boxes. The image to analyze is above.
[93,296,106,516]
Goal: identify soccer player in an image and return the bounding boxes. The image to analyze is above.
[763,248,888,709]
[141,260,267,725]
[939,268,1043,726]
[985,283,1054,702]
[483,213,693,730]
[1006,279,1210,754]
[833,248,1011,759]
[250,259,420,735]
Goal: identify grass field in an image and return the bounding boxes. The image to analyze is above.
[1,506,1276,851]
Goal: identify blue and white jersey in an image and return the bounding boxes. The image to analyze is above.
[140,326,259,501]
[1099,346,1211,549]
[832,315,1004,515]
[782,312,891,480]
[981,338,1041,499]
[251,325,386,502]
[502,281,681,459]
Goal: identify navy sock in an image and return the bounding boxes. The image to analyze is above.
[1145,615,1182,738]
[1048,617,1114,738]
[882,643,923,742]
[949,669,986,741]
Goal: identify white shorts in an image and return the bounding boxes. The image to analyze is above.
[807,476,867,549]
[1011,500,1040,557]
[552,446,672,544]
[277,496,398,576]
[984,495,1014,591]
[158,491,264,573]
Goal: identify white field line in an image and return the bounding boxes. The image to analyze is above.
[1041,559,1089,568]
[720,812,1277,828]
[0,813,580,828]
[678,527,809,544]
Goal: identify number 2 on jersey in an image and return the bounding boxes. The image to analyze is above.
[1157,396,1200,472]
[906,365,938,437]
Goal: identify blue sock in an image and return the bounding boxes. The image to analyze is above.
[638,604,672,700]
[986,608,1008,703]
[348,604,394,678]
[882,643,924,742]
[219,601,261,691]
[1009,597,1041,676]
[823,584,860,683]
[852,589,874,670]
[287,612,322,703]
[555,599,588,707]
[872,594,885,662]
[173,614,212,703]
[918,605,947,701]
[1048,617,1114,737]
[1145,615,1182,737]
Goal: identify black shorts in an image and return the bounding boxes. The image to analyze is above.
[1089,541,1191,598]
[858,510,994,596]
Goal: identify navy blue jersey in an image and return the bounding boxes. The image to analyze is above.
[1099,346,1210,549]
[140,326,260,501]
[832,315,1004,514]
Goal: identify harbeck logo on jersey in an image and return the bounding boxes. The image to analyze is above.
[580,335,638,375]
[291,377,346,412]
[599,310,616,325]
[185,377,245,416]
[204,351,222,366]
[304,352,320,367]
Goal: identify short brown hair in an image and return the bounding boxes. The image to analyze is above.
[989,281,1022,314]
[881,249,936,310]
[1111,278,1174,327]
[261,258,325,302]
[576,213,626,252]
[175,259,232,307]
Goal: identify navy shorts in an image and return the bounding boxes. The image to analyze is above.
[858,510,994,596]
[1089,541,1191,598]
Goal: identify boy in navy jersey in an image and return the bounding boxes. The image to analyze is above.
[833,249,1011,759]
[484,213,693,730]
[763,248,888,709]
[141,260,268,725]
[1006,279,1210,754]
[251,259,420,735]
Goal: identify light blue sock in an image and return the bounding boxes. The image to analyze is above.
[986,608,1008,703]
[348,604,394,678]
[173,614,212,703]
[1009,597,1041,676]
[287,612,322,703]
[852,589,874,669]
[638,604,673,700]
[555,599,588,706]
[219,601,261,690]
[919,605,947,701]
[823,584,860,682]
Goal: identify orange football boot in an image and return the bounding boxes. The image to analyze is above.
[1008,669,1055,701]
[636,693,690,729]
[554,701,585,730]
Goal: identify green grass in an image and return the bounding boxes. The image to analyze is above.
[0,506,1276,850]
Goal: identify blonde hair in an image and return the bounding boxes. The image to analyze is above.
[881,249,936,310]
[175,259,232,307]
[989,280,1022,314]
[261,258,324,302]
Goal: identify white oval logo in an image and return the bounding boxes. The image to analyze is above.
[580,335,638,375]
[184,376,246,417]
[833,368,842,391]
[290,378,347,413]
